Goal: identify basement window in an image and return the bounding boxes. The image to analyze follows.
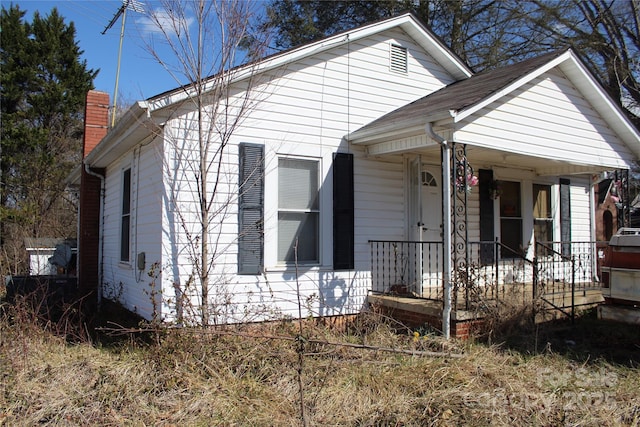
[390,44,408,74]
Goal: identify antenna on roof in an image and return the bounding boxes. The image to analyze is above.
[102,0,145,127]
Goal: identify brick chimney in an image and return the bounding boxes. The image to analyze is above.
[78,90,109,300]
[83,91,110,157]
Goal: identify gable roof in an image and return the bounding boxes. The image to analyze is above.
[348,49,640,158]
[597,178,614,205]
[83,12,472,169]
[350,50,563,133]
[145,12,472,110]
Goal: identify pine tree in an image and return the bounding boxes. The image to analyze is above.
[0,5,97,274]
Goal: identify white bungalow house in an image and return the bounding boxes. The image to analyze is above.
[74,13,640,336]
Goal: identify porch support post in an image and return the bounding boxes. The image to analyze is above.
[427,123,452,339]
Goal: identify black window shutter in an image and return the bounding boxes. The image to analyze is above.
[560,178,571,257]
[333,152,354,270]
[479,169,495,264]
[238,143,264,275]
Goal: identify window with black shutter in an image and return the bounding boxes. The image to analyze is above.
[238,143,264,275]
[333,152,354,270]
[500,181,523,258]
[534,184,553,256]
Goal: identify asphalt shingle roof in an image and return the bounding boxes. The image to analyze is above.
[351,50,567,136]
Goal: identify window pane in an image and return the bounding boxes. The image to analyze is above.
[278,158,318,210]
[534,184,553,256]
[500,218,522,257]
[533,184,551,219]
[534,219,553,243]
[121,215,130,262]
[278,212,318,262]
[534,219,553,257]
[121,168,132,262]
[500,181,520,217]
[122,168,131,214]
[499,181,522,257]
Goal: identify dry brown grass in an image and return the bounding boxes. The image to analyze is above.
[1,300,639,426]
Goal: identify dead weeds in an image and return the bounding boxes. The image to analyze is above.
[1,301,639,426]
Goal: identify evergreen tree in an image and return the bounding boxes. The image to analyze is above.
[0,5,97,274]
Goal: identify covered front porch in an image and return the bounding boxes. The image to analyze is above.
[356,136,620,336]
[347,50,639,337]
[367,238,605,337]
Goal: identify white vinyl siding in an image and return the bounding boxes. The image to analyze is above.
[152,28,449,322]
[456,69,634,169]
[568,176,592,242]
[102,139,163,319]
[232,28,455,144]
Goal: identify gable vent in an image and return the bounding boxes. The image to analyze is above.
[390,44,408,74]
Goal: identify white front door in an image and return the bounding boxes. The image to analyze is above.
[420,167,442,242]
[412,164,443,297]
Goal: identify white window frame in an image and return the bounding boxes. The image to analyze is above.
[493,169,558,260]
[533,183,554,245]
[498,179,523,257]
[262,140,333,272]
[276,155,321,266]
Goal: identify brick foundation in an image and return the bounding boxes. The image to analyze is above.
[371,301,486,339]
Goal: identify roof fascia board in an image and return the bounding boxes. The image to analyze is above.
[536,163,624,176]
[454,51,572,123]
[352,124,426,146]
[349,111,453,144]
[84,101,154,166]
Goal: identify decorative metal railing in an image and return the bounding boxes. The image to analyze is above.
[535,241,605,291]
[461,241,537,310]
[369,240,444,300]
[369,239,604,315]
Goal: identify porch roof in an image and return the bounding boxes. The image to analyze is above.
[347,49,640,160]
